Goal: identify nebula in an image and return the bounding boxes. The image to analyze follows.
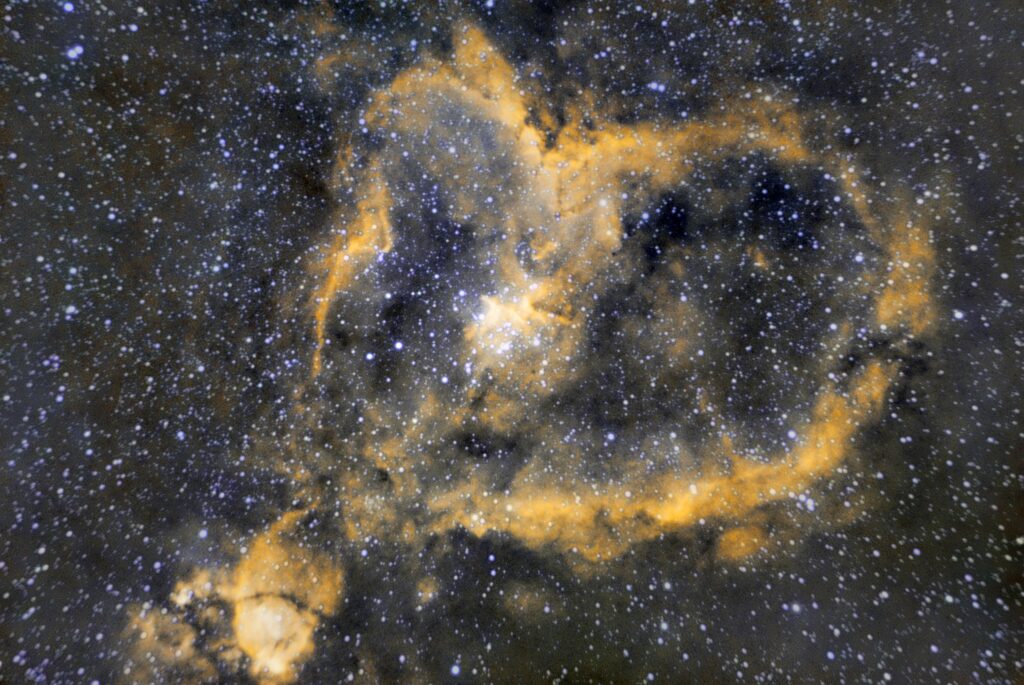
[2,1,1020,683]
[128,21,943,682]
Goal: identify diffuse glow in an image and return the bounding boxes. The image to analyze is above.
[126,511,343,683]
[140,21,939,683]
[304,22,935,565]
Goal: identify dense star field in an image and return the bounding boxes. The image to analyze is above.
[1,1,1022,683]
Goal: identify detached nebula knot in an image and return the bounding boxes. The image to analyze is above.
[2,2,1021,684]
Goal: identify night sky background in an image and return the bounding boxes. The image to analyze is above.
[1,1,1022,683]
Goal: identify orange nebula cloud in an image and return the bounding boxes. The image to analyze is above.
[303,22,935,564]
[138,21,939,682]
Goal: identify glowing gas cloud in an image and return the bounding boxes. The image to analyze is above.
[305,22,935,559]
[129,22,940,683]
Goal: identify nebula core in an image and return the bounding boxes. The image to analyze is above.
[1,1,1022,684]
